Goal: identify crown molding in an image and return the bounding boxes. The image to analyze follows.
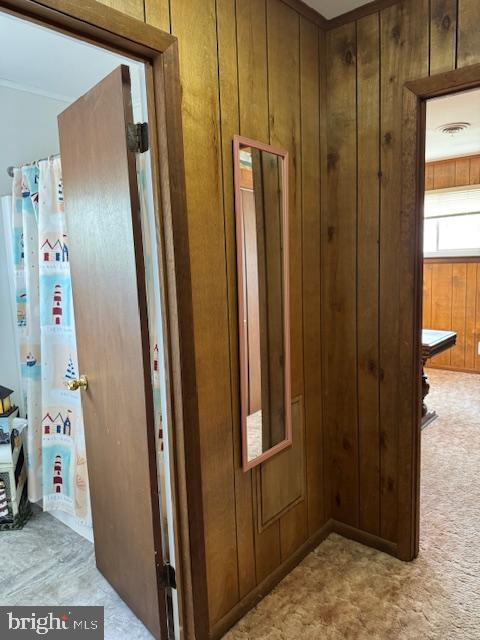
[0,78,73,102]
[281,0,402,31]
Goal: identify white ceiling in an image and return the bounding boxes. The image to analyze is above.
[426,89,480,162]
[0,12,144,195]
[0,12,139,102]
[303,0,372,20]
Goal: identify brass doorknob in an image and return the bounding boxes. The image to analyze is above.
[65,375,88,391]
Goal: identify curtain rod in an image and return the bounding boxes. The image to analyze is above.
[6,153,61,178]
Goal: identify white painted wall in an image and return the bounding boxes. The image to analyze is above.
[0,196,23,413]
[0,86,68,195]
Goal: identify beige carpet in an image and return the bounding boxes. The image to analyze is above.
[225,369,480,639]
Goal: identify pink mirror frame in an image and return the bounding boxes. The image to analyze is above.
[233,135,292,472]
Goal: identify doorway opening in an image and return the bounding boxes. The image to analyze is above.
[0,10,177,639]
[415,83,480,561]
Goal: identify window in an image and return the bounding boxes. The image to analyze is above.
[424,185,480,256]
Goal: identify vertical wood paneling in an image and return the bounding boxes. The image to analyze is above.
[433,161,456,188]
[144,0,170,32]
[236,0,282,587]
[431,263,453,366]
[267,0,308,559]
[457,0,480,67]
[470,157,480,184]
[423,263,433,327]
[466,263,478,369]
[300,17,324,534]
[451,264,467,368]
[216,0,257,600]
[455,158,470,185]
[379,0,429,543]
[425,164,434,190]
[430,0,457,74]
[424,261,480,373]
[88,0,480,631]
[236,0,269,141]
[426,156,480,189]
[169,0,239,624]
[96,0,144,20]
[326,23,359,526]
[357,12,380,536]
[476,265,480,371]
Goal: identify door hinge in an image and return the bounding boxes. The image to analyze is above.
[159,562,176,590]
[127,122,149,153]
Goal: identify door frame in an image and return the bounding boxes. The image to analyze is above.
[401,63,480,562]
[0,1,207,637]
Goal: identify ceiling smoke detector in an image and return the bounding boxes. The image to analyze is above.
[436,122,471,136]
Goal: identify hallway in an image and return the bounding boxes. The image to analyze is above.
[227,369,480,639]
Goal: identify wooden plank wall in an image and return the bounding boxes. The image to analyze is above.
[94,0,325,631]
[325,0,480,550]
[91,0,480,631]
[423,259,480,372]
[425,154,480,189]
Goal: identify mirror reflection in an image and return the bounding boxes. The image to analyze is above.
[234,137,292,471]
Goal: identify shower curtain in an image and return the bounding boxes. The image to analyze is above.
[12,158,91,527]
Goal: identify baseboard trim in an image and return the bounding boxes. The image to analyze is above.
[330,520,398,557]
[428,364,480,375]
[208,519,399,639]
[209,520,333,640]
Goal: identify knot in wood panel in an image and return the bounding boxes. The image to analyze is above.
[327,151,338,171]
[344,48,355,66]
[441,14,451,31]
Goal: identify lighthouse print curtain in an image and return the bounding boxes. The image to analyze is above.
[12,158,91,526]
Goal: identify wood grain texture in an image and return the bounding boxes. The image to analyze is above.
[457,0,480,67]
[476,264,480,371]
[144,0,170,32]
[430,0,457,74]
[423,263,433,327]
[425,155,480,189]
[466,263,478,369]
[266,0,308,561]
[236,0,269,142]
[300,16,325,535]
[357,11,381,537]
[58,65,165,639]
[259,397,305,527]
[470,157,480,184]
[380,0,429,542]
[169,0,239,625]
[433,159,456,188]
[423,260,480,373]
[451,264,467,368]
[95,0,144,20]
[325,22,358,527]
[217,0,257,601]
[430,263,453,366]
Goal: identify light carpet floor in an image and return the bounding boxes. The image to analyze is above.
[225,369,480,639]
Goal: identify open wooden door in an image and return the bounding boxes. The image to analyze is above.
[58,65,168,639]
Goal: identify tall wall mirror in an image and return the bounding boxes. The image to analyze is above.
[233,135,292,472]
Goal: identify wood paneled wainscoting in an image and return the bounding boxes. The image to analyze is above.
[423,258,480,373]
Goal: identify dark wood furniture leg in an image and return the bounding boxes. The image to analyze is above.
[421,356,437,429]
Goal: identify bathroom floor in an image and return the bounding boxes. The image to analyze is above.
[1,506,153,639]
